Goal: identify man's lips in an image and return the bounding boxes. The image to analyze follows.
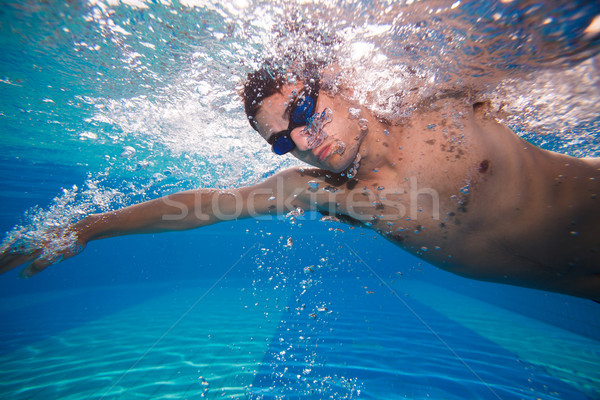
[314,143,332,161]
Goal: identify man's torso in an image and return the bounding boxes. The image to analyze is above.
[299,100,600,298]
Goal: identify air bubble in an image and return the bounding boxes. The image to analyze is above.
[301,108,332,149]
[358,118,369,131]
[348,108,361,119]
[120,146,136,158]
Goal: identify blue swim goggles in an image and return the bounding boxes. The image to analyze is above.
[267,83,319,155]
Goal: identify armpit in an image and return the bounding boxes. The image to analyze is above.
[318,208,365,227]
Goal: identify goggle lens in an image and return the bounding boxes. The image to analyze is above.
[290,96,314,126]
[272,135,296,155]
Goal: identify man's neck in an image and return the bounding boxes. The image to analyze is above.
[353,118,398,181]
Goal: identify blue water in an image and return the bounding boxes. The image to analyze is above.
[2,214,599,399]
[1,1,600,399]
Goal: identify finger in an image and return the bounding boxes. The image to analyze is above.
[20,256,58,278]
[0,250,43,274]
[0,249,25,265]
[0,254,25,272]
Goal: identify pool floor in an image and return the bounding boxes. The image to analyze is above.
[1,273,598,399]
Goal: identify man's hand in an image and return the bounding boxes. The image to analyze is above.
[0,224,87,278]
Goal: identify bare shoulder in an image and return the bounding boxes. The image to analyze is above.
[260,166,362,211]
[582,156,600,169]
[239,166,353,208]
[262,166,353,189]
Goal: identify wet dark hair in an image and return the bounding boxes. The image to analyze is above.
[242,64,286,132]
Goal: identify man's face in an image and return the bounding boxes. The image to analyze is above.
[254,83,365,173]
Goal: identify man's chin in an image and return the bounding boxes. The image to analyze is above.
[301,159,342,173]
[327,164,347,174]
[299,152,353,174]
[321,157,354,174]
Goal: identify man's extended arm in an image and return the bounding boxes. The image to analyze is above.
[0,167,315,278]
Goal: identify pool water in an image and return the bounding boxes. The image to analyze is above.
[1,223,599,399]
[1,0,599,399]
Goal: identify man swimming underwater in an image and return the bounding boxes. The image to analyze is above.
[1,63,599,301]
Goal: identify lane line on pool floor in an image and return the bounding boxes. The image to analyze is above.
[344,243,505,400]
[394,279,600,399]
[96,242,259,400]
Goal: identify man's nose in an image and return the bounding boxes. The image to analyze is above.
[290,127,311,152]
